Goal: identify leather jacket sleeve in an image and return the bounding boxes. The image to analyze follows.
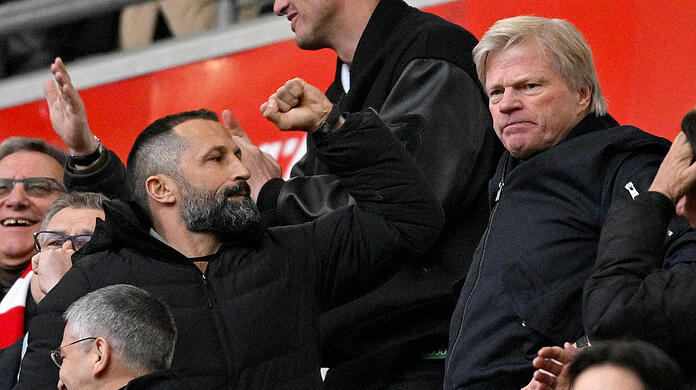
[256,58,493,225]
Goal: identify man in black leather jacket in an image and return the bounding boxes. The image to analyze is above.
[260,0,501,387]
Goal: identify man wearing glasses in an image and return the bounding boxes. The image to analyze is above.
[0,191,106,388]
[51,284,182,389]
[0,137,67,303]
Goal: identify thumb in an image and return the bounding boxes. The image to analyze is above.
[222,110,251,141]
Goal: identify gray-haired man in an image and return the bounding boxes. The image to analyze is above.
[54,284,180,390]
[445,16,696,389]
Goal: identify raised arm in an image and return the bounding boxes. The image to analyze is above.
[44,58,130,199]
[262,78,444,307]
[584,132,696,363]
[256,58,497,226]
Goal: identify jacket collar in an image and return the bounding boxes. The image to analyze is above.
[83,200,264,261]
[349,0,410,76]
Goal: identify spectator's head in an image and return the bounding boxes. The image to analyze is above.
[473,16,606,159]
[568,340,684,390]
[0,137,67,273]
[126,109,261,239]
[31,192,108,302]
[55,284,176,390]
[272,0,378,53]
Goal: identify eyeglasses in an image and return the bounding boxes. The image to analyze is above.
[33,231,93,252]
[50,337,97,368]
[0,177,67,198]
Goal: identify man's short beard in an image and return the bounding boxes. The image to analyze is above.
[178,177,263,239]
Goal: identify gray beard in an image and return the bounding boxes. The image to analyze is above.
[179,180,262,238]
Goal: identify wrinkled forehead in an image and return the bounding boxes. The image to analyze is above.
[45,207,105,232]
[0,151,64,180]
[173,119,240,154]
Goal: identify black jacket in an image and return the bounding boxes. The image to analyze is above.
[16,111,443,389]
[585,191,696,385]
[118,370,186,390]
[445,114,696,389]
[255,0,501,385]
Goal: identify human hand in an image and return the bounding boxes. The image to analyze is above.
[649,132,696,203]
[30,247,74,301]
[260,78,343,132]
[521,342,579,390]
[222,110,281,202]
[44,57,99,155]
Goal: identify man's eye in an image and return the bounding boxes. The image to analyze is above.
[44,238,64,247]
[525,83,540,89]
[26,183,51,193]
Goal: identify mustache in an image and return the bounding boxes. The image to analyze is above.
[223,181,251,198]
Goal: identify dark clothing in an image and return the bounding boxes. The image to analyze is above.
[445,114,696,389]
[0,336,23,389]
[118,370,186,390]
[255,0,500,387]
[585,191,696,386]
[64,148,130,200]
[16,111,443,389]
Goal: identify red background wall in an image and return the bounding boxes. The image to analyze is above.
[2,0,695,174]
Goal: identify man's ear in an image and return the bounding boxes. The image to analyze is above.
[577,85,592,113]
[91,337,111,377]
[146,174,177,206]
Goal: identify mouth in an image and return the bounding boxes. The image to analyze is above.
[1,218,37,227]
[502,121,534,132]
[287,11,298,31]
[223,182,251,199]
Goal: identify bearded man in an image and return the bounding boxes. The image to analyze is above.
[16,78,443,389]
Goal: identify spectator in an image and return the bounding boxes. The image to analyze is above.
[568,341,684,390]
[55,284,180,389]
[0,0,118,78]
[16,78,443,388]
[119,0,219,50]
[260,0,502,386]
[581,107,696,386]
[0,191,106,388]
[0,137,67,303]
[444,16,696,389]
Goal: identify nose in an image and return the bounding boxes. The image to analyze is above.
[57,378,66,390]
[229,155,251,182]
[273,0,289,16]
[1,183,30,209]
[498,88,522,114]
[62,239,74,251]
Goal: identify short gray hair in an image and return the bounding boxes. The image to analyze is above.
[128,131,187,215]
[64,284,177,374]
[42,191,109,229]
[126,109,219,216]
[473,16,607,115]
[0,137,68,165]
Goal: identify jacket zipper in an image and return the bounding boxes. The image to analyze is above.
[445,154,508,384]
[191,262,238,387]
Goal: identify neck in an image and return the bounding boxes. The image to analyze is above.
[0,260,26,292]
[332,0,379,65]
[152,219,220,258]
[97,364,146,390]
